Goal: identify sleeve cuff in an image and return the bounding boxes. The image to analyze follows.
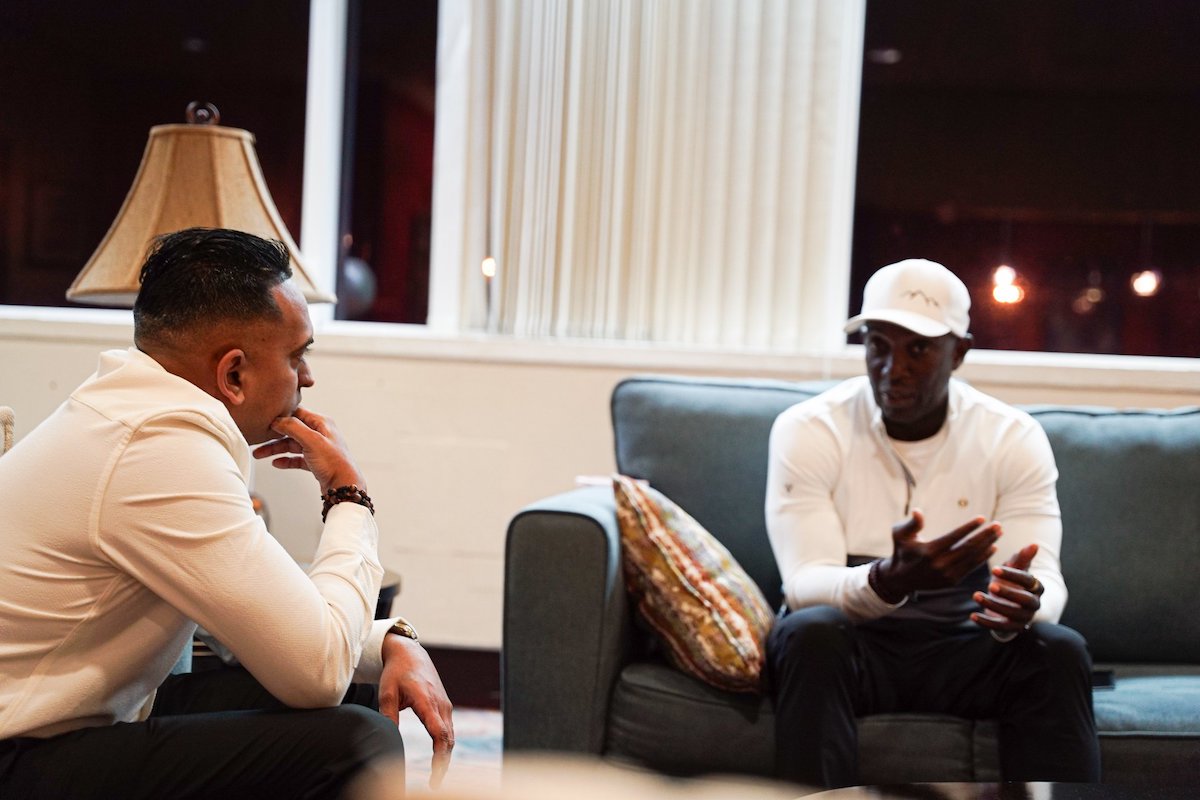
[847,563,907,622]
[353,618,394,683]
[865,560,909,610]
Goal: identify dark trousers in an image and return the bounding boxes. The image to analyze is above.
[766,606,1101,788]
[0,667,405,799]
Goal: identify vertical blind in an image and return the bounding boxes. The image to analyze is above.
[431,0,865,352]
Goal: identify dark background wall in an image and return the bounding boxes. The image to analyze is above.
[851,0,1200,357]
[0,1,309,307]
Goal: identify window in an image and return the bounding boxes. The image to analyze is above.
[339,0,438,323]
[852,0,1200,357]
[8,1,1198,363]
[0,1,309,308]
[426,0,863,349]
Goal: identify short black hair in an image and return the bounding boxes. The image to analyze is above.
[133,227,293,345]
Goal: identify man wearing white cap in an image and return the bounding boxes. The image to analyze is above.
[764,259,1100,788]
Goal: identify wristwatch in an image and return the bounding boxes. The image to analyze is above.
[387,617,419,641]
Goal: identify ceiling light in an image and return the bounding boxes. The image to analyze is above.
[1131,269,1162,297]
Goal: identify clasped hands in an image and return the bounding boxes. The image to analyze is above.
[872,509,1043,634]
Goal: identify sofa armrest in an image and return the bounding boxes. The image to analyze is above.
[503,485,631,754]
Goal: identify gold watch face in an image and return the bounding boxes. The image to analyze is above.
[390,621,418,641]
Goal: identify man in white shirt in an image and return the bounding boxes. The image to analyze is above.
[0,228,453,798]
[765,259,1099,788]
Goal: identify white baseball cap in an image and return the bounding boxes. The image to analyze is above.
[844,258,971,338]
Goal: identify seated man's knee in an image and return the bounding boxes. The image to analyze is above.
[323,704,405,762]
[1030,623,1092,672]
[768,606,852,666]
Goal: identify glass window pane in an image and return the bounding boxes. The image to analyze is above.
[851,0,1200,357]
[340,0,438,323]
[0,1,309,308]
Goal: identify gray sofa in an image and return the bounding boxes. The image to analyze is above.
[503,374,1200,786]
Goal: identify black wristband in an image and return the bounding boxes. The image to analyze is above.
[321,484,374,522]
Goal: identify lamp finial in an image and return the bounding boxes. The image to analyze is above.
[185,101,220,126]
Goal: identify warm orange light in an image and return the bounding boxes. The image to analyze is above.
[992,283,1025,304]
[1073,290,1096,315]
[993,265,1017,286]
[991,265,1024,304]
[1131,270,1162,297]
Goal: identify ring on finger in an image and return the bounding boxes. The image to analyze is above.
[1029,577,1042,594]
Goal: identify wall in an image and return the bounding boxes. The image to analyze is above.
[3,310,1198,648]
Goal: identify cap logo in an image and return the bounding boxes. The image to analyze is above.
[901,289,940,308]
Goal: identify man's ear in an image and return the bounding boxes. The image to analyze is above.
[952,333,973,370]
[215,349,248,406]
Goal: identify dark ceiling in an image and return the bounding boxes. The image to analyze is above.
[863,0,1200,94]
[0,1,309,81]
[5,1,1193,99]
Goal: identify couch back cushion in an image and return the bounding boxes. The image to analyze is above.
[614,375,1200,664]
[612,376,832,610]
[1028,406,1200,664]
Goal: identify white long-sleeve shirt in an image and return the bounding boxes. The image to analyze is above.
[0,348,395,740]
[765,376,1066,624]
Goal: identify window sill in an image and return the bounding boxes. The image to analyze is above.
[320,320,1200,398]
[2,308,1197,399]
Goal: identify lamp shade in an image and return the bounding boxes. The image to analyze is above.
[67,122,335,305]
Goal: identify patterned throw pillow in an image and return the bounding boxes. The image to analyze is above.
[613,474,774,693]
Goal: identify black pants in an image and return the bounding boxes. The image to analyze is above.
[0,667,405,799]
[766,606,1101,788]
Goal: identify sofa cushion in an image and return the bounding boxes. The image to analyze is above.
[606,662,999,782]
[1028,406,1200,663]
[1094,671,1200,735]
[1090,666,1200,783]
[613,475,773,693]
[607,663,1200,784]
[607,661,774,775]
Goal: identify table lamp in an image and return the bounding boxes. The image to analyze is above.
[66,102,335,305]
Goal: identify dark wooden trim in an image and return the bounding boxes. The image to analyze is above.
[425,646,500,710]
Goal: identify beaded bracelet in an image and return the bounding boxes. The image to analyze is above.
[321,484,375,522]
